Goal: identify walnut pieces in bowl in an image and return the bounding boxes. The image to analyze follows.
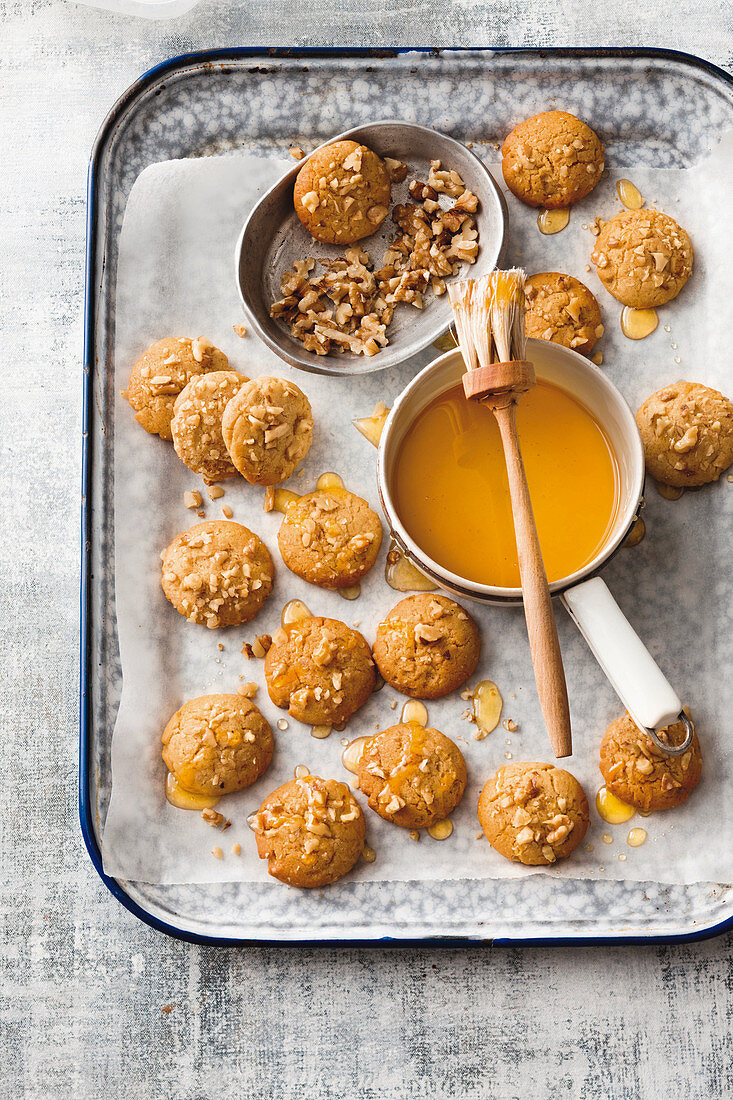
[236,121,507,376]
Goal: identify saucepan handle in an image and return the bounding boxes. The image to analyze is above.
[562,577,694,756]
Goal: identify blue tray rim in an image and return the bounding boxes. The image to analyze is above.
[81,44,733,948]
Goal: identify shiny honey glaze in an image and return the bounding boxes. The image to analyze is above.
[165,772,220,811]
[621,306,658,341]
[394,381,620,588]
[596,786,636,825]
[537,206,570,234]
[616,179,644,210]
[471,680,503,735]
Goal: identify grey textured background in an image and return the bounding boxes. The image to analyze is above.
[2,3,732,1097]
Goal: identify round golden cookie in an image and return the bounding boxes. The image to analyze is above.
[277,487,383,589]
[126,337,229,440]
[222,376,313,486]
[501,111,604,209]
[160,521,274,628]
[293,140,391,245]
[162,693,273,796]
[372,594,480,700]
[249,775,366,888]
[591,209,693,308]
[599,712,702,813]
[636,381,733,487]
[358,723,467,829]
[478,762,589,866]
[171,371,248,482]
[264,616,375,726]
[525,272,604,355]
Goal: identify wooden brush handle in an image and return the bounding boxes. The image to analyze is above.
[492,400,572,759]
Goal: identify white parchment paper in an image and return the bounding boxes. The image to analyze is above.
[103,138,733,885]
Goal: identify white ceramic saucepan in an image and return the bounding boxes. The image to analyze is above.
[378,339,693,755]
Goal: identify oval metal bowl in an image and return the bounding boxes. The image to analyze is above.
[235,120,508,376]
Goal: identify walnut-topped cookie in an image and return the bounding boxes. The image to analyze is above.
[249,775,366,887]
[525,272,604,355]
[171,370,247,482]
[636,381,733,487]
[126,336,229,440]
[358,723,467,829]
[599,712,702,812]
[372,594,480,699]
[591,209,693,308]
[160,520,274,628]
[222,376,313,486]
[162,693,273,796]
[264,616,375,726]
[501,111,604,209]
[278,487,383,589]
[293,140,391,245]
[478,762,589,866]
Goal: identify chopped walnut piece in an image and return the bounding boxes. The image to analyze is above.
[184,490,202,509]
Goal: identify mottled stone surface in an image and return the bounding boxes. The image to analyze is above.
[1,4,732,1097]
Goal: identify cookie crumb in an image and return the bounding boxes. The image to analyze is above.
[237,682,258,698]
[201,808,231,830]
[231,842,242,855]
[242,642,254,659]
[409,829,420,842]
[211,846,224,860]
[222,505,233,519]
[161,1004,176,1014]
[217,643,224,651]
[184,490,202,509]
[207,485,225,500]
[263,486,275,512]
[502,718,518,732]
[289,146,305,160]
[232,323,247,337]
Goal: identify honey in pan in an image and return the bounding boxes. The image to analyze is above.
[394,380,619,588]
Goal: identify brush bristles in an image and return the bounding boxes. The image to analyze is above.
[448,268,527,370]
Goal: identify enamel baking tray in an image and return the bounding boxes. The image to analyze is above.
[81,47,733,946]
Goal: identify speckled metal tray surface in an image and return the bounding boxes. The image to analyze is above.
[82,47,733,945]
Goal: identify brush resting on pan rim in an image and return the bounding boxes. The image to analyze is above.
[448,270,572,758]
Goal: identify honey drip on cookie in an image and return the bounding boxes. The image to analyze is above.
[401,699,428,727]
[537,207,570,235]
[342,735,371,774]
[627,827,647,847]
[316,471,345,491]
[269,487,301,513]
[281,599,313,627]
[471,681,503,736]
[655,482,684,501]
[616,179,644,210]
[596,785,636,824]
[427,818,454,840]
[621,306,658,341]
[385,540,437,593]
[165,773,221,811]
[353,402,391,448]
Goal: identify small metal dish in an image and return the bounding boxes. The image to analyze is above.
[235,120,507,376]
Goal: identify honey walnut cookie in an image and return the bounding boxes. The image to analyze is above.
[636,381,733,487]
[171,371,248,482]
[599,712,702,813]
[249,775,366,888]
[222,376,313,486]
[293,140,391,245]
[162,693,273,796]
[126,336,229,440]
[591,209,693,308]
[264,616,375,726]
[277,487,383,589]
[358,723,467,829]
[372,594,480,700]
[478,762,589,866]
[160,521,274,628]
[525,272,604,355]
[501,111,604,209]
